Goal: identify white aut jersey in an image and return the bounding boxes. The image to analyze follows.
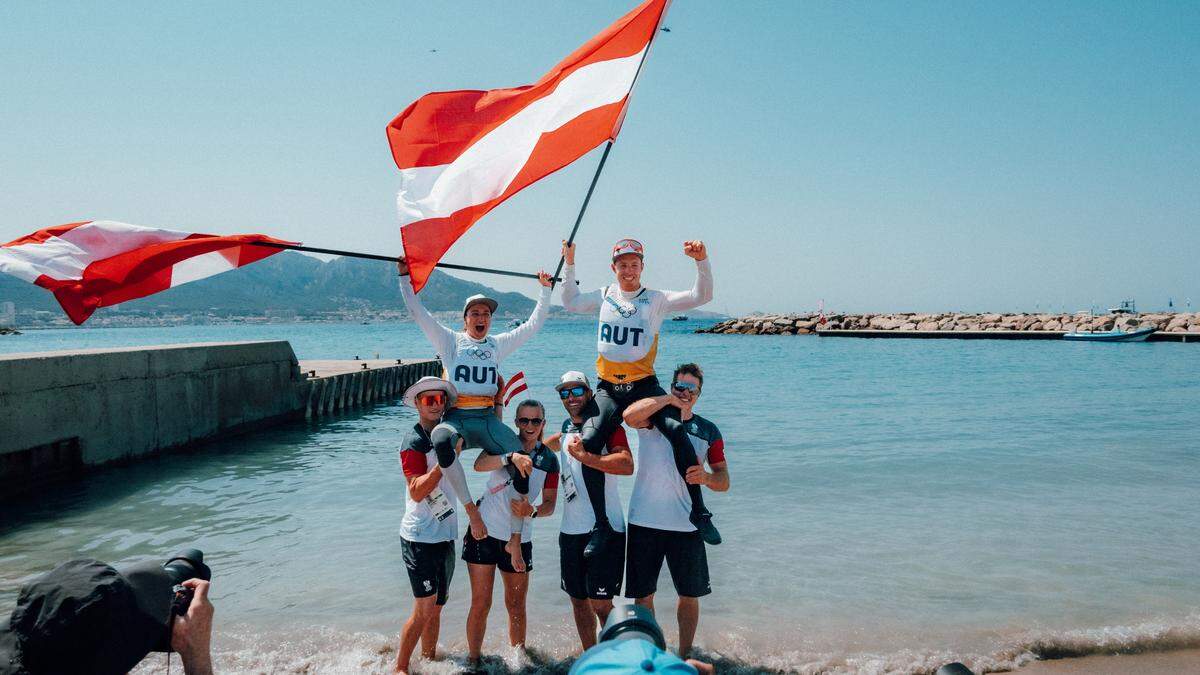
[399,424,459,543]
[478,445,558,542]
[558,421,629,536]
[561,258,712,383]
[627,415,725,532]
[401,281,550,408]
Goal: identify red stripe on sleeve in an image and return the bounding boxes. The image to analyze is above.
[608,425,629,449]
[401,449,428,478]
[706,439,726,465]
[543,472,559,490]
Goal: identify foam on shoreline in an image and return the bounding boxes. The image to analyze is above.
[128,614,1200,674]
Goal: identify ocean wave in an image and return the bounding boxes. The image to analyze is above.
[129,614,1200,674]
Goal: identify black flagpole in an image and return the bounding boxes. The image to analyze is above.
[248,241,557,282]
[550,19,666,289]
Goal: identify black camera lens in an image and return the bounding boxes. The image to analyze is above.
[597,604,666,650]
[162,549,211,585]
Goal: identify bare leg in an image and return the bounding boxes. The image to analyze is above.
[634,594,655,615]
[395,595,437,674]
[420,604,442,661]
[569,597,598,650]
[500,569,529,648]
[466,563,495,665]
[590,598,614,625]
[677,596,700,658]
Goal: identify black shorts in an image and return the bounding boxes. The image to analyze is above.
[402,538,455,605]
[624,523,710,599]
[560,530,626,600]
[462,533,533,574]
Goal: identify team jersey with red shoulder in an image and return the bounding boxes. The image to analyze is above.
[399,423,459,543]
[627,413,725,532]
[558,421,631,535]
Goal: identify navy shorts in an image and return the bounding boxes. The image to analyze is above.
[402,538,455,605]
[624,523,710,598]
[462,533,533,574]
[560,530,626,600]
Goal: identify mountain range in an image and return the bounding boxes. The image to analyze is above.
[0,251,538,318]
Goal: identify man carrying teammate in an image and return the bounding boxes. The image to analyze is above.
[543,371,633,650]
[622,363,729,659]
[560,238,719,557]
[394,376,460,675]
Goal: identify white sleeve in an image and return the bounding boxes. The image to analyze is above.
[661,258,714,312]
[495,285,552,360]
[400,278,456,357]
[560,264,602,314]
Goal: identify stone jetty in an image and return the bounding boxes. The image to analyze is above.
[697,312,1200,336]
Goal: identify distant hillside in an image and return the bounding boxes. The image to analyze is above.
[0,251,537,317]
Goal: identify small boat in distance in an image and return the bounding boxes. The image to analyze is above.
[1063,326,1157,342]
[671,315,688,321]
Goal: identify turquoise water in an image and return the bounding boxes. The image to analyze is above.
[2,322,1199,673]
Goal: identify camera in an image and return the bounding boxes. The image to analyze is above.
[0,548,212,675]
[570,604,693,674]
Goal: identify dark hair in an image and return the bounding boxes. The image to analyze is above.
[515,399,545,417]
[672,363,704,390]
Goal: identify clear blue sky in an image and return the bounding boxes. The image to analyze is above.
[2,1,1197,314]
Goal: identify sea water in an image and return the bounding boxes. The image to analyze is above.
[1,321,1198,673]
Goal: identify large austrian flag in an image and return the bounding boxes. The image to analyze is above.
[387,0,670,292]
[0,221,294,324]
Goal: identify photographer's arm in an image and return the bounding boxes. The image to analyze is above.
[171,579,214,675]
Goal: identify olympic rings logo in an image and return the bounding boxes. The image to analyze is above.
[604,295,638,319]
[465,347,493,360]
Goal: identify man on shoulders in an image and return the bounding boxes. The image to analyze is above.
[621,363,729,659]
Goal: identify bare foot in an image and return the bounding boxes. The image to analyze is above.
[505,537,526,573]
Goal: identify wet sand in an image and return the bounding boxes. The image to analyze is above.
[1013,649,1200,674]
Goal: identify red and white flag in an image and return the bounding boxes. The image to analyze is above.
[0,220,294,324]
[387,0,671,292]
[500,371,529,407]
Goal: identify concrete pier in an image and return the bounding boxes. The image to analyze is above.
[0,342,437,499]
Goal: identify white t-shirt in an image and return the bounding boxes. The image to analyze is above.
[627,415,725,532]
[558,422,630,536]
[477,445,558,543]
[399,424,458,543]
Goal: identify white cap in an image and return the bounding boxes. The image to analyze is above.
[403,376,458,408]
[462,293,498,316]
[555,370,591,391]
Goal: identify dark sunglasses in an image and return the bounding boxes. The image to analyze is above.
[516,417,544,426]
[558,386,588,399]
[672,381,699,393]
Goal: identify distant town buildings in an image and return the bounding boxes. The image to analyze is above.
[0,301,15,327]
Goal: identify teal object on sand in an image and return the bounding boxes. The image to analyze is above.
[569,640,697,674]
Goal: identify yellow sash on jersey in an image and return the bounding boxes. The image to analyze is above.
[454,394,498,410]
[597,334,659,384]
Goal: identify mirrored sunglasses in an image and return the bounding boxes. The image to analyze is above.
[416,392,447,405]
[671,381,699,393]
[558,386,588,399]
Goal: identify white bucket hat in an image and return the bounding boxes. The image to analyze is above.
[403,376,458,408]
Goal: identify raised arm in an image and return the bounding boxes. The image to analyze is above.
[494,277,552,360]
[661,241,713,312]
[560,241,602,313]
[398,262,455,356]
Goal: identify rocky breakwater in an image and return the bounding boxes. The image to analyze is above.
[0,327,20,335]
[697,312,1200,335]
